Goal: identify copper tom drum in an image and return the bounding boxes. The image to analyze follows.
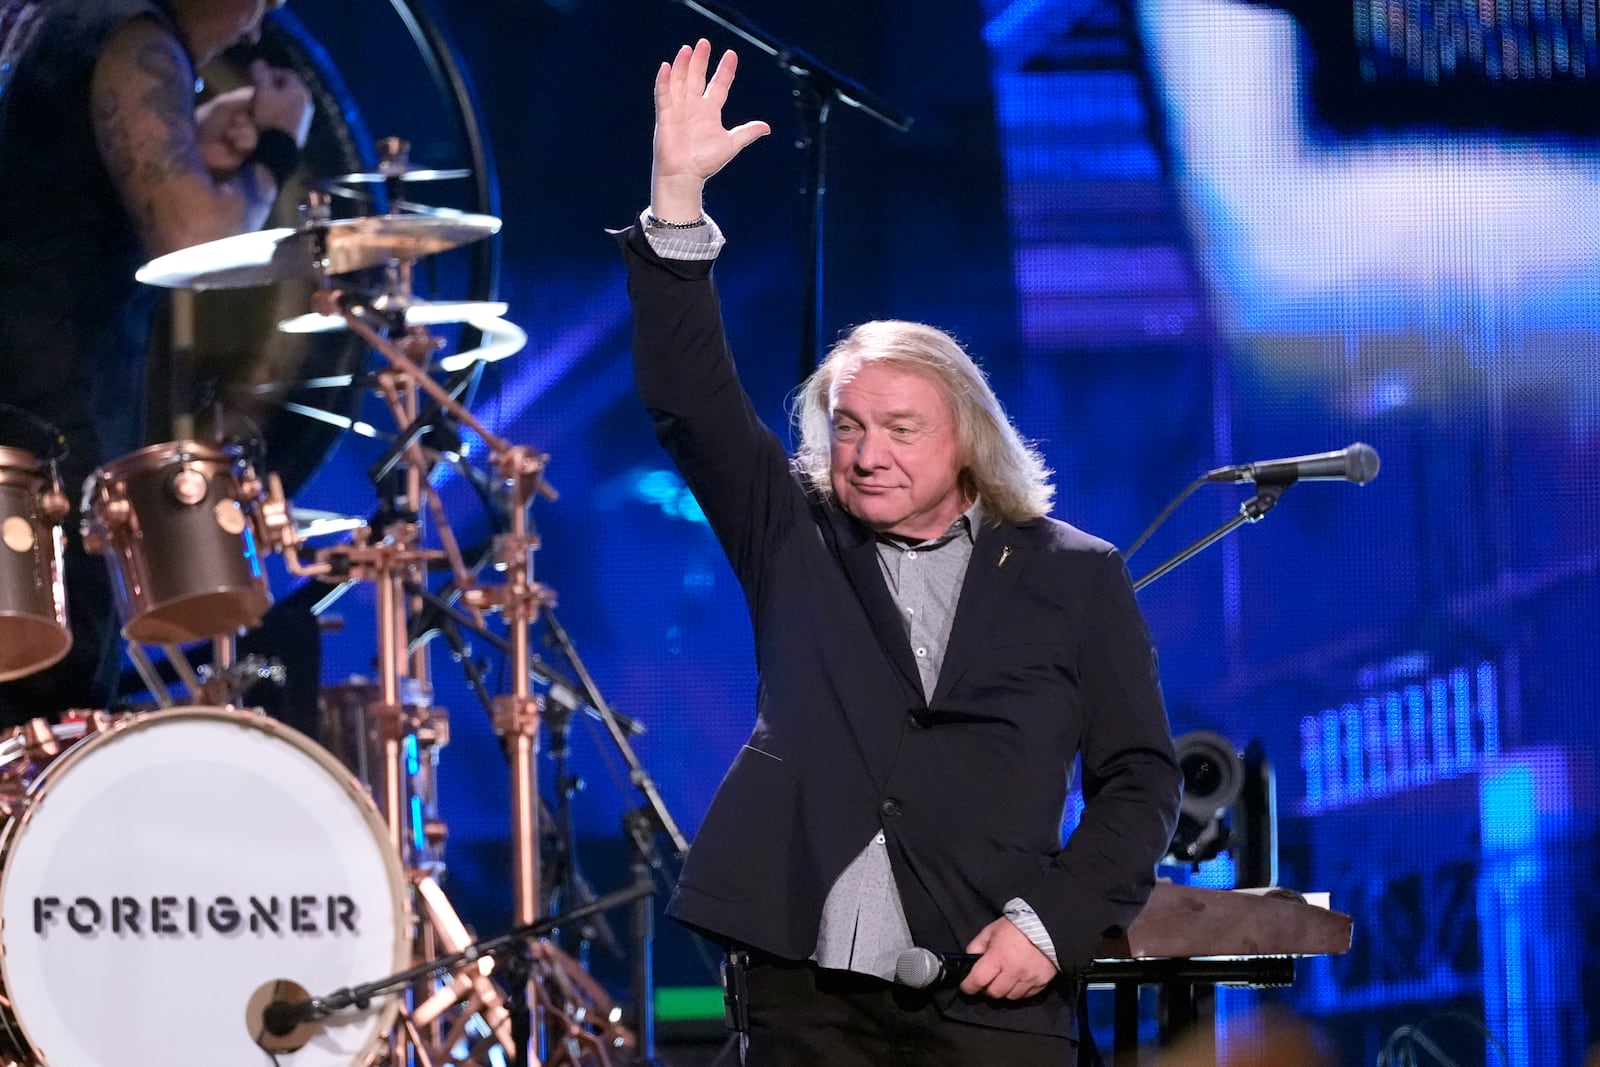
[0,447,69,680]
[81,440,272,644]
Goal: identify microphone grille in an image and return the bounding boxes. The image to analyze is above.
[894,947,941,989]
[1347,442,1381,485]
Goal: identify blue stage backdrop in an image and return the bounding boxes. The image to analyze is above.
[264,1,1598,1061]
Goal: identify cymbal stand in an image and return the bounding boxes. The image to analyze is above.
[312,286,555,920]
[273,504,495,1065]
[297,287,560,1064]
[463,444,550,1065]
[395,579,679,1066]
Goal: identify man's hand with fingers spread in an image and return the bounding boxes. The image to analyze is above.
[649,39,771,223]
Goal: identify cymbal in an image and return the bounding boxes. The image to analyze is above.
[437,316,527,370]
[292,508,367,539]
[135,227,296,289]
[326,167,470,184]
[135,213,502,290]
[312,214,501,275]
[278,300,510,334]
[248,318,526,394]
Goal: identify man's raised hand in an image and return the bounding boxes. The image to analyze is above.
[650,39,770,222]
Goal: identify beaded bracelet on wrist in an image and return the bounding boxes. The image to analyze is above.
[644,213,707,230]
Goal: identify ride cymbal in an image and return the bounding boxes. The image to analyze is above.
[310,214,501,276]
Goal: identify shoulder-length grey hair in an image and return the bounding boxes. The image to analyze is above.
[792,320,1054,524]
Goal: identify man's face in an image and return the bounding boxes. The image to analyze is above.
[828,362,966,541]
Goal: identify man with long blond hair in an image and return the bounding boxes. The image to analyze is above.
[617,39,1182,1065]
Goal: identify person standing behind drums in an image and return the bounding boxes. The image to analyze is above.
[618,41,1182,1065]
[0,0,312,726]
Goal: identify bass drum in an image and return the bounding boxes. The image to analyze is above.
[0,707,409,1067]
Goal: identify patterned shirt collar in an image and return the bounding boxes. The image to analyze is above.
[876,497,984,551]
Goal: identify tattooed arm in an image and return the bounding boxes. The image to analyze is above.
[91,17,278,256]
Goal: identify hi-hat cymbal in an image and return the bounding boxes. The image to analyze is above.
[135,213,502,290]
[278,300,510,334]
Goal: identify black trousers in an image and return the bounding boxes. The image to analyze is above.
[741,956,1077,1067]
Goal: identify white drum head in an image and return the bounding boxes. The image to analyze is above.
[0,708,408,1067]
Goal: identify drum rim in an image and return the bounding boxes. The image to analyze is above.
[0,705,412,1067]
[0,445,43,473]
[0,446,47,488]
[92,439,241,479]
[116,585,274,646]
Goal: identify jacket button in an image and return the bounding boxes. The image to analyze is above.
[881,798,901,817]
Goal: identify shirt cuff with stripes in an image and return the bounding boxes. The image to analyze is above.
[1003,897,1060,969]
[638,208,724,261]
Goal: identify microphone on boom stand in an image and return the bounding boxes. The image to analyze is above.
[1203,442,1380,486]
[247,978,322,1053]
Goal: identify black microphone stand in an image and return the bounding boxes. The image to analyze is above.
[668,0,913,379]
[542,607,690,1067]
[1131,482,1290,592]
[503,939,534,1067]
[266,881,656,1038]
[544,695,628,967]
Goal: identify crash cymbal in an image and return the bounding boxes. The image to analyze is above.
[135,213,502,290]
[278,300,510,334]
[135,228,297,289]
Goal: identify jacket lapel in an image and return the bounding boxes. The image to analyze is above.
[932,521,1034,705]
[833,517,926,701]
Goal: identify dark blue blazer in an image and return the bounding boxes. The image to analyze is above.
[619,226,1181,1038]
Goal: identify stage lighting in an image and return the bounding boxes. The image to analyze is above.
[1167,730,1244,866]
[1164,732,1278,888]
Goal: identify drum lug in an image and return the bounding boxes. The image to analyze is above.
[169,466,209,506]
[39,482,68,524]
[20,717,58,762]
[255,472,300,554]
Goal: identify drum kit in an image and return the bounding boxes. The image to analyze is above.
[0,146,663,1067]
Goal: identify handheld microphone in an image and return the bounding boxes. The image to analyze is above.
[1204,442,1380,486]
[893,948,981,990]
